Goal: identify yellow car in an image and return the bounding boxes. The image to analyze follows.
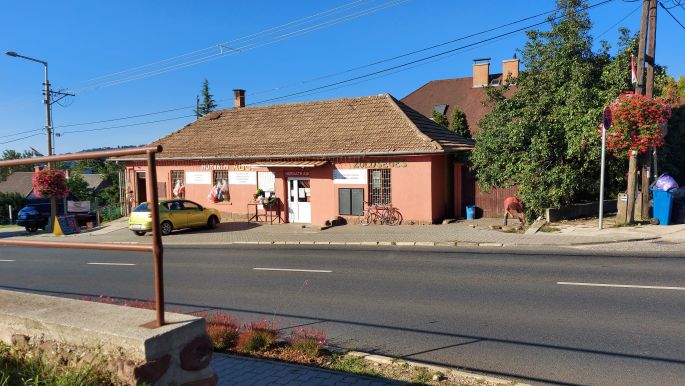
[129,199,221,236]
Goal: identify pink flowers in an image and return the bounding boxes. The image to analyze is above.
[602,93,672,157]
[32,168,68,198]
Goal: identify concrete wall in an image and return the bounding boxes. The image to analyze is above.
[546,200,618,222]
[0,290,216,386]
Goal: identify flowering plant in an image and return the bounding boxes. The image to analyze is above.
[32,169,68,198]
[603,93,672,157]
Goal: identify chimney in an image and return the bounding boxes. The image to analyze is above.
[502,54,519,81]
[233,89,245,108]
[472,58,490,88]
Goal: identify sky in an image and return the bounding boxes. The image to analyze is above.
[2,0,684,155]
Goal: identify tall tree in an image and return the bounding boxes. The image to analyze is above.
[194,79,218,118]
[0,149,33,182]
[449,106,471,139]
[471,0,636,217]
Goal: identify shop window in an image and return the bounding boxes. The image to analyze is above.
[170,170,185,198]
[213,170,229,186]
[339,188,364,215]
[369,169,391,205]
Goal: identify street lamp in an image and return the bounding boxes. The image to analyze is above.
[6,51,57,233]
[5,51,53,157]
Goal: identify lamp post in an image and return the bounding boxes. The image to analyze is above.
[6,51,57,232]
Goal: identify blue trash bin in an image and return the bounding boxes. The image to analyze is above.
[465,205,476,220]
[651,188,675,226]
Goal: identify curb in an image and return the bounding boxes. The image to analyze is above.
[346,351,529,386]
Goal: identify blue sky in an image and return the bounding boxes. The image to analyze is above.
[2,0,684,154]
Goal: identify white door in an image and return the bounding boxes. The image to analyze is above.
[288,178,311,223]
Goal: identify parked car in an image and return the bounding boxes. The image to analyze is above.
[17,201,97,233]
[129,199,221,236]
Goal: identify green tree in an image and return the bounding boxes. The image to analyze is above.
[471,0,635,218]
[431,109,449,127]
[194,79,218,118]
[65,174,93,202]
[70,157,122,206]
[0,192,27,224]
[449,106,471,138]
[1,149,33,182]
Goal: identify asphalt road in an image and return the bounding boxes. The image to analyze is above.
[0,245,683,386]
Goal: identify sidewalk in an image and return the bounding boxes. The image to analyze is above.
[4,215,681,249]
[211,354,402,386]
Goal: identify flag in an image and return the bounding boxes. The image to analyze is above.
[631,54,638,87]
[30,147,44,157]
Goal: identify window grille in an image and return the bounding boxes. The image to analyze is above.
[170,170,184,197]
[213,170,229,186]
[369,169,391,205]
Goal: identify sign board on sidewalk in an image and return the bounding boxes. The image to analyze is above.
[57,215,81,235]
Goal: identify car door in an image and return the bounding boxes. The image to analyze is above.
[181,201,205,227]
[166,200,188,228]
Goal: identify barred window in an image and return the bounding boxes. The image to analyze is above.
[170,170,185,197]
[369,169,391,205]
[213,170,229,186]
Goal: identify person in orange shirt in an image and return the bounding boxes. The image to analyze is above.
[503,196,526,226]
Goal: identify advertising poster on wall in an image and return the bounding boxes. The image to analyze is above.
[185,172,212,184]
[333,169,368,184]
[229,171,257,185]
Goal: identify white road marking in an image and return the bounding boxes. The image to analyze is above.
[557,282,685,291]
[0,259,15,262]
[87,262,136,266]
[253,268,332,273]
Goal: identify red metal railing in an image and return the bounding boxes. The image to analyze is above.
[0,146,166,327]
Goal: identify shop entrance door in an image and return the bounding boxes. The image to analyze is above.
[288,178,311,223]
[135,172,147,204]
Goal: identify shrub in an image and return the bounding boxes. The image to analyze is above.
[202,311,240,351]
[237,320,279,353]
[288,328,326,358]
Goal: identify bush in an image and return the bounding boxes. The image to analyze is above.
[288,328,326,359]
[0,192,26,225]
[237,320,279,353]
[202,311,240,351]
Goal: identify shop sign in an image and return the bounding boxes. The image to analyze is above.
[285,171,310,177]
[67,201,91,212]
[353,161,406,169]
[186,171,212,185]
[229,171,257,185]
[201,164,229,170]
[333,169,367,184]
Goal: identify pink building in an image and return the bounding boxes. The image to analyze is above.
[119,93,473,225]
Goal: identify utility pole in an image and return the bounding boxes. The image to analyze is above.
[629,0,650,224]
[640,0,658,220]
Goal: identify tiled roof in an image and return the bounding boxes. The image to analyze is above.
[0,172,34,196]
[123,94,473,160]
[401,75,515,135]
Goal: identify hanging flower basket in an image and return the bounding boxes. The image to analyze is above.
[32,169,68,199]
[604,93,672,157]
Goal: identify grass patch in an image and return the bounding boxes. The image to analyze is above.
[329,354,379,378]
[539,225,561,232]
[411,366,431,384]
[0,342,115,386]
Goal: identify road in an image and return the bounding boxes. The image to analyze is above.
[0,244,683,386]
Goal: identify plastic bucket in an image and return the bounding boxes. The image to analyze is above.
[465,205,476,220]
[651,188,674,226]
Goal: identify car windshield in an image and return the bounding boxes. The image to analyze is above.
[132,203,150,212]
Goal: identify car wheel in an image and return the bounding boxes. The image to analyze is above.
[207,216,218,229]
[160,221,173,236]
[25,226,38,233]
[133,231,146,236]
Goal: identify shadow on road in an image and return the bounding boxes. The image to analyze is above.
[1,284,682,386]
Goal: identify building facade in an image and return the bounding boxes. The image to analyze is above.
[120,93,473,225]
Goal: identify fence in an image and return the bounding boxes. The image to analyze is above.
[0,146,167,327]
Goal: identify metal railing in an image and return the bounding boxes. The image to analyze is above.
[0,145,166,327]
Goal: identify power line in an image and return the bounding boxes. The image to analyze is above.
[596,3,642,38]
[0,128,44,140]
[660,1,685,29]
[247,0,616,106]
[0,132,44,145]
[74,0,407,92]
[3,0,615,143]
[58,115,196,135]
